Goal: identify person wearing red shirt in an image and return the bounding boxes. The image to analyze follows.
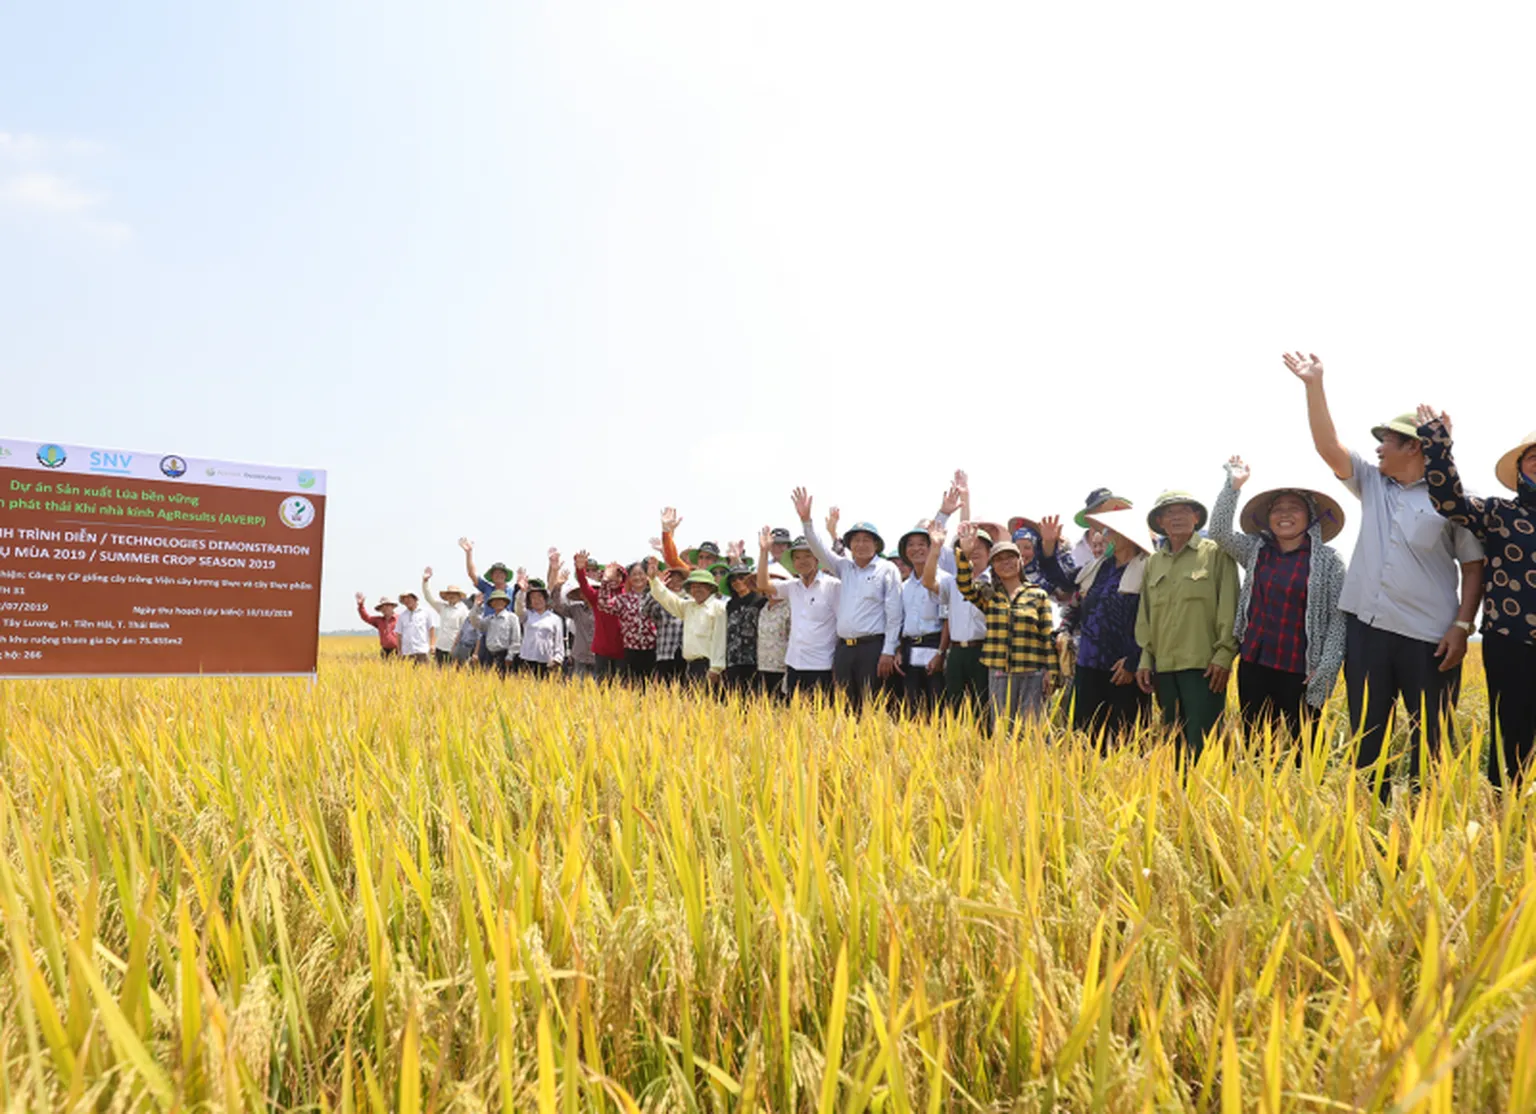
[355,593,401,658]
[573,550,625,678]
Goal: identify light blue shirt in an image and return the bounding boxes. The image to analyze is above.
[801,520,904,654]
[901,568,946,638]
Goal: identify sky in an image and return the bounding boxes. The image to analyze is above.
[4,3,1533,630]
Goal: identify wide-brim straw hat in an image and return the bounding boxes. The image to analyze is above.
[968,520,1005,549]
[441,584,467,597]
[1240,486,1347,543]
[1495,431,1536,492]
[375,597,397,609]
[398,591,419,602]
[1146,490,1209,536]
[1007,515,1042,542]
[1081,506,1152,555]
[1371,412,1421,442]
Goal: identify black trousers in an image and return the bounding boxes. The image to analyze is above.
[1345,616,1462,793]
[1484,631,1536,788]
[786,666,832,697]
[900,638,944,714]
[487,649,509,675]
[1070,665,1152,745]
[433,649,453,667]
[684,658,711,685]
[653,657,683,682]
[833,637,885,712]
[1236,658,1309,741]
[623,647,656,684]
[725,663,759,692]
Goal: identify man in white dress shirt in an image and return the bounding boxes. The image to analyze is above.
[394,590,438,664]
[757,526,841,697]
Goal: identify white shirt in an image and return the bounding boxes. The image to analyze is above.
[777,572,842,671]
[422,585,468,652]
[938,571,989,643]
[901,569,946,637]
[395,604,438,655]
[801,521,904,653]
[519,608,566,664]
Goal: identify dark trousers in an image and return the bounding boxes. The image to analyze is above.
[380,646,398,661]
[684,658,711,685]
[900,637,944,714]
[1484,631,1536,788]
[1071,665,1152,744]
[1345,616,1461,793]
[833,637,885,712]
[593,655,623,680]
[1236,658,1309,741]
[487,649,509,675]
[760,671,786,700]
[786,666,832,697]
[653,657,683,682]
[433,649,453,667]
[943,642,989,720]
[623,647,656,684]
[725,663,759,692]
[1154,668,1227,762]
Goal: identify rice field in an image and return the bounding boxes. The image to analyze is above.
[1,636,1533,1112]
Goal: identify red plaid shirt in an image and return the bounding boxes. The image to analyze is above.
[597,586,657,650]
[1241,539,1311,674]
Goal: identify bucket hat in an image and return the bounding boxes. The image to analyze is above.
[398,590,419,602]
[770,527,792,545]
[524,577,548,595]
[681,541,722,567]
[1495,430,1536,492]
[683,569,718,592]
[1240,486,1347,543]
[987,541,1023,567]
[1080,506,1151,555]
[485,588,512,605]
[1371,413,1422,442]
[840,521,885,551]
[779,535,815,573]
[374,596,397,609]
[484,562,513,581]
[725,563,755,582]
[1073,488,1133,529]
[441,584,467,597]
[1146,490,1209,535]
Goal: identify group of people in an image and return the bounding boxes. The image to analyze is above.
[355,354,1536,791]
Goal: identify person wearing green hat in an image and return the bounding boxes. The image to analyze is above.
[514,573,564,673]
[466,588,521,674]
[1286,352,1485,795]
[1133,490,1240,761]
[459,536,520,665]
[1210,456,1349,743]
[646,556,727,684]
[1417,405,1536,789]
[757,528,840,697]
[793,486,903,712]
[896,520,948,713]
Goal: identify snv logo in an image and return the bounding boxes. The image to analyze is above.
[89,451,133,475]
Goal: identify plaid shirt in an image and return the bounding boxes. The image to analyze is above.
[1241,539,1311,674]
[956,550,1057,676]
[598,586,657,650]
[643,595,684,661]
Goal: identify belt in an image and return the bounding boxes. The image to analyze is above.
[950,639,983,649]
[841,634,884,647]
[901,633,943,648]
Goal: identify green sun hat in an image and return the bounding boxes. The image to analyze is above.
[1146,490,1209,536]
[1073,487,1133,529]
[484,562,513,581]
[683,569,719,593]
[1371,412,1422,442]
[896,521,937,566]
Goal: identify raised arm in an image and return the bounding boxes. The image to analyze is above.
[1209,457,1260,563]
[1034,515,1080,596]
[1284,353,1352,480]
[952,524,988,606]
[459,537,480,585]
[793,486,842,572]
[355,594,379,629]
[755,528,781,598]
[659,507,693,571]
[573,552,600,608]
[920,521,947,592]
[648,573,686,620]
[421,567,446,612]
[1416,408,1492,537]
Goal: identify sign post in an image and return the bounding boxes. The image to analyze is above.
[0,439,326,677]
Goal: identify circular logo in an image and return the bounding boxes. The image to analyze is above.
[296,470,316,489]
[159,455,188,478]
[278,495,315,529]
[36,444,67,468]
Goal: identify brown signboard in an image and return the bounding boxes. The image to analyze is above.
[0,440,325,677]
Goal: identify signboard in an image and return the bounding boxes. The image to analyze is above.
[0,439,325,677]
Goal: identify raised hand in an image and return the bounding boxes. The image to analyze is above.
[791,486,813,521]
[1282,351,1324,385]
[573,549,590,572]
[547,547,561,568]
[1416,403,1452,438]
[1225,455,1251,489]
[955,521,979,548]
[825,506,841,538]
[758,525,774,552]
[516,567,529,591]
[644,555,660,578]
[423,566,433,580]
[354,591,365,605]
[552,566,570,588]
[660,506,683,534]
[604,561,625,582]
[954,468,968,490]
[458,537,474,554]
[1038,514,1063,555]
[927,520,947,546]
[939,482,963,516]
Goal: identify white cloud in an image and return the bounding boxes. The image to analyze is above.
[0,130,130,241]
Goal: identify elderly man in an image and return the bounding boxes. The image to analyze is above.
[421,567,469,666]
[1287,352,1485,795]
[355,593,400,659]
[459,537,519,666]
[793,486,902,712]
